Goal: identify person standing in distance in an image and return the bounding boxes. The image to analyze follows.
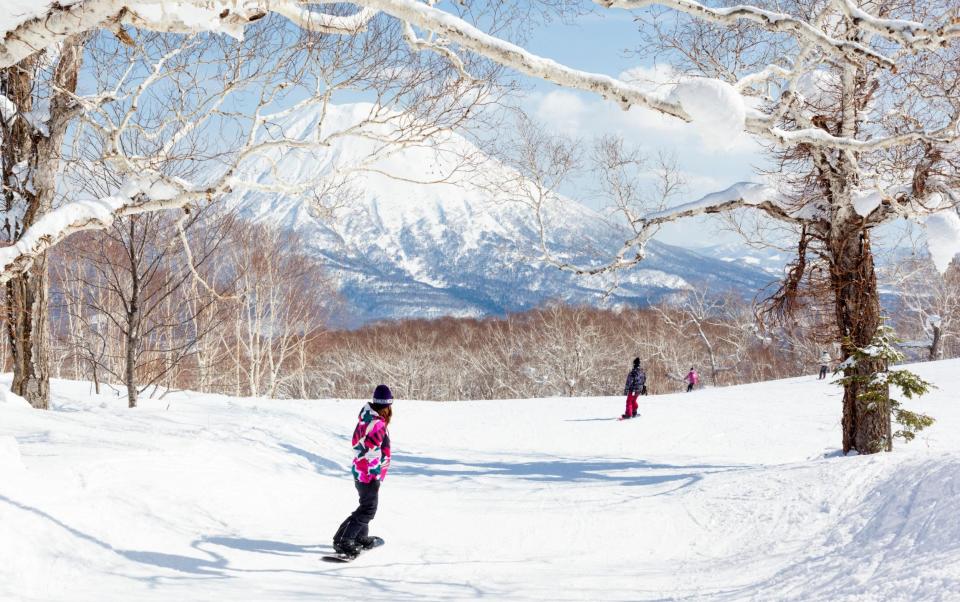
[622,358,645,419]
[818,351,832,380]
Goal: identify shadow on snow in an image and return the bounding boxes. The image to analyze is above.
[392,453,747,492]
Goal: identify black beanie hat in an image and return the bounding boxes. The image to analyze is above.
[373,384,393,404]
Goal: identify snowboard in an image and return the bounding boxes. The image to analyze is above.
[617,415,639,421]
[322,537,384,563]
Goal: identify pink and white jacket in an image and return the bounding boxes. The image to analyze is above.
[351,403,391,483]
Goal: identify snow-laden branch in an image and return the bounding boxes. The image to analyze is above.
[354,0,960,153]
[3,0,956,155]
[596,0,896,69]
[357,0,692,118]
[265,3,377,34]
[833,0,960,50]
[637,182,787,226]
[402,22,474,82]
[0,0,376,68]
[546,182,792,276]
[0,173,200,285]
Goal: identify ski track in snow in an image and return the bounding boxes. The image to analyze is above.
[2,361,960,601]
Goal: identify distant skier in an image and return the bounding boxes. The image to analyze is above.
[622,358,646,419]
[818,351,831,380]
[332,384,393,558]
[684,368,699,393]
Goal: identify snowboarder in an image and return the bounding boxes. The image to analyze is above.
[622,358,645,419]
[684,368,699,393]
[818,351,831,380]
[332,384,393,558]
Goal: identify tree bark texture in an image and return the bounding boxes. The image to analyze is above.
[830,223,890,454]
[1,36,85,409]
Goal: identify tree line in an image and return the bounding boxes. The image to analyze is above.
[6,223,950,403]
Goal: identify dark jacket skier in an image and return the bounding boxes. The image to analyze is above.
[622,358,646,419]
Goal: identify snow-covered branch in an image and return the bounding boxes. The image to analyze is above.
[0,0,375,68]
[833,0,960,50]
[597,0,896,68]
[269,3,377,34]
[555,182,793,276]
[0,174,199,285]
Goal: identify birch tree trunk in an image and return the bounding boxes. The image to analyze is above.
[1,35,86,409]
[125,220,142,409]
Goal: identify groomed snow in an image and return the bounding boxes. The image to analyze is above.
[3,361,960,600]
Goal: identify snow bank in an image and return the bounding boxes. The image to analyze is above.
[669,78,747,148]
[925,210,960,273]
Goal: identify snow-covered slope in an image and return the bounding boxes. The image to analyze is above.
[3,361,960,600]
[229,104,771,325]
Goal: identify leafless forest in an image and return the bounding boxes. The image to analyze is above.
[19,216,955,402]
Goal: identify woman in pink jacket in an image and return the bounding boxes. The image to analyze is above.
[332,384,393,557]
[684,368,700,393]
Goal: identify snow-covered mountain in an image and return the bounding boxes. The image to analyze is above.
[698,241,791,276]
[229,104,773,326]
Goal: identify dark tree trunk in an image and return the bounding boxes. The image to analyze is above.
[91,357,100,395]
[929,324,942,361]
[830,224,891,454]
[125,219,141,409]
[6,265,50,408]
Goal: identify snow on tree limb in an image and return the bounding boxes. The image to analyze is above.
[253,2,376,34]
[833,0,960,49]
[3,0,955,154]
[2,0,959,288]
[546,182,791,277]
[0,174,200,285]
[638,182,784,224]
[358,0,694,119]
[596,0,896,69]
[0,0,375,67]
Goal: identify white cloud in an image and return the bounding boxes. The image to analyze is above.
[535,90,588,136]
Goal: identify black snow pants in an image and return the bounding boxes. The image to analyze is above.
[334,480,380,545]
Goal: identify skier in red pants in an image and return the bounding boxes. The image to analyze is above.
[622,358,646,419]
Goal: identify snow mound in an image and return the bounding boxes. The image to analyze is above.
[925,210,960,273]
[669,78,747,148]
[0,387,30,409]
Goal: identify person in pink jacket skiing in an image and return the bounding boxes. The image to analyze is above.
[684,368,700,393]
[332,384,393,557]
